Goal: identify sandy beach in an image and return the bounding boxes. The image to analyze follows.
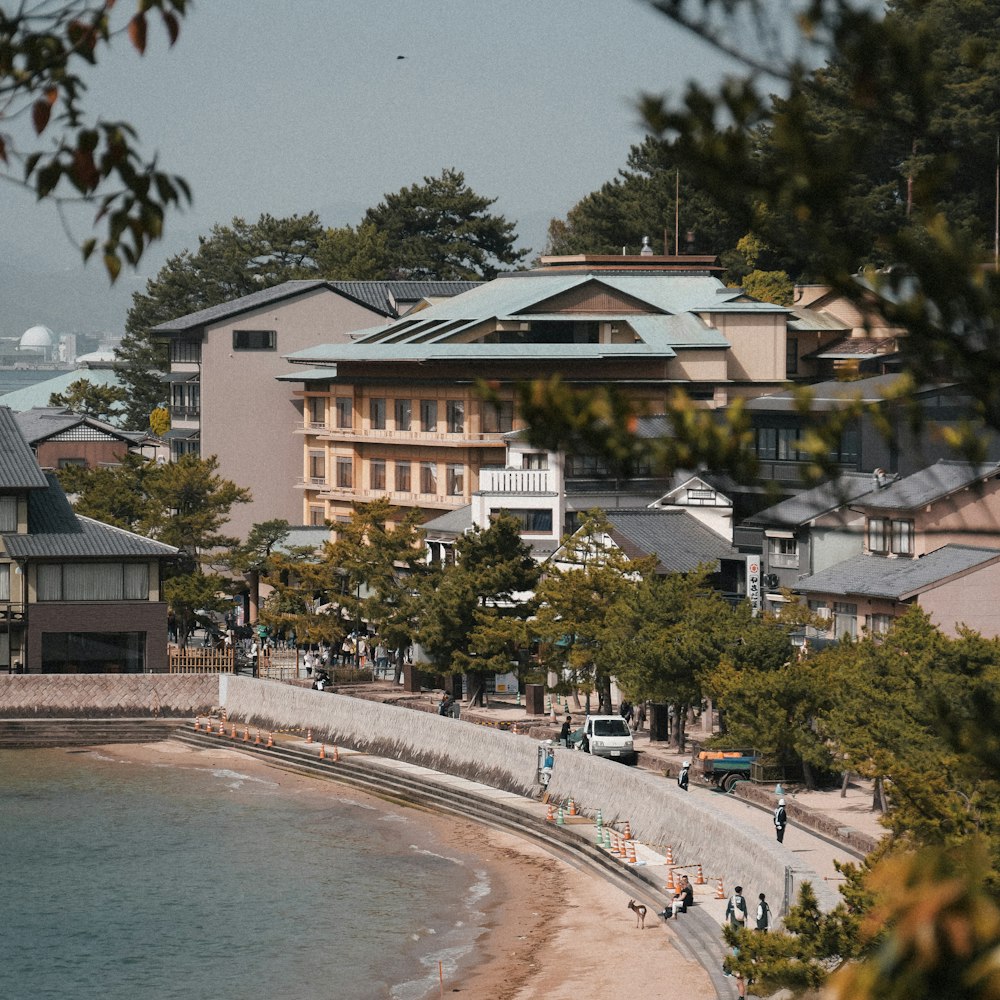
[103,740,714,1000]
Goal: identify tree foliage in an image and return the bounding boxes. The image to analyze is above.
[48,377,127,423]
[362,168,528,279]
[0,1,191,278]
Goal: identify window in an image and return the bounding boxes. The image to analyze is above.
[833,601,858,640]
[170,382,199,417]
[0,498,15,533]
[0,563,9,601]
[335,397,353,429]
[171,437,200,459]
[420,399,438,432]
[446,400,465,434]
[336,456,353,488]
[36,563,150,602]
[370,459,386,491]
[482,400,514,434]
[767,536,798,568]
[59,457,86,470]
[493,508,553,533]
[41,631,145,674]
[755,427,777,461]
[891,519,914,555]
[308,451,325,483]
[394,398,412,431]
[868,517,888,553]
[395,461,411,492]
[170,338,201,364]
[522,452,549,471]
[232,329,276,351]
[567,454,611,477]
[867,613,893,636]
[307,397,325,427]
[446,464,464,495]
[777,428,799,461]
[369,397,386,430]
[308,506,326,527]
[786,335,799,376]
[420,462,437,495]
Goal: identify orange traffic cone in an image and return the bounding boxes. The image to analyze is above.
[266,731,273,748]
[626,840,637,864]
[568,798,578,816]
[306,729,313,744]
[254,729,261,745]
[319,743,326,759]
[623,820,632,841]
[665,844,674,865]
[546,803,555,822]
[217,719,225,735]
[333,746,341,762]
[665,867,676,890]
[695,864,706,885]
[243,726,249,742]
[230,724,237,739]
[715,878,726,899]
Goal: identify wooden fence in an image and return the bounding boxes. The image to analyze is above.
[168,648,235,674]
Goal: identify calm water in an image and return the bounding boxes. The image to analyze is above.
[0,748,490,1000]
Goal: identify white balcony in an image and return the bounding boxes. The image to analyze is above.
[478,467,552,494]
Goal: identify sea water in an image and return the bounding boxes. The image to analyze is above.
[0,748,489,1000]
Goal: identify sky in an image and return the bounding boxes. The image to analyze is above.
[1,0,749,338]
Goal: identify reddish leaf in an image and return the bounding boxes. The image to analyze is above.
[128,14,147,54]
[32,100,51,135]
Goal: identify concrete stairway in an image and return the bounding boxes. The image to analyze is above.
[0,718,187,748]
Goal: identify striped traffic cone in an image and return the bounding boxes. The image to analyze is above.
[556,806,565,826]
[319,743,326,759]
[266,731,273,748]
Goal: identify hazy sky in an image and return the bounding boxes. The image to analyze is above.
[2,0,746,332]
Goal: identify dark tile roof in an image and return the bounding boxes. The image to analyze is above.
[0,406,50,490]
[746,472,877,528]
[795,544,1000,600]
[743,373,913,412]
[151,279,481,334]
[604,508,740,574]
[858,460,1000,512]
[14,407,132,446]
[3,474,178,559]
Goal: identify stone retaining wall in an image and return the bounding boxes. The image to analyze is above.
[0,674,219,717]
[218,676,841,914]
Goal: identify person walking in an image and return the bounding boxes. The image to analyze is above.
[756,892,771,931]
[725,886,748,928]
[558,715,573,747]
[677,758,690,791]
[774,797,788,843]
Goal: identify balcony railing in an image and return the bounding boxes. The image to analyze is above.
[478,467,552,493]
[301,424,507,446]
[0,602,25,622]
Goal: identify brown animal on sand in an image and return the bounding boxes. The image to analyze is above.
[627,899,647,929]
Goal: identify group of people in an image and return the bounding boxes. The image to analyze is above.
[618,699,647,731]
[658,874,694,920]
[723,886,771,998]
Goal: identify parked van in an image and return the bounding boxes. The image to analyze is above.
[577,715,637,765]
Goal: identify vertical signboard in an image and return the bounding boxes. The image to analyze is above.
[746,556,761,614]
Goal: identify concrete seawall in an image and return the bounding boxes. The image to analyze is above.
[0,673,841,913]
[220,676,840,913]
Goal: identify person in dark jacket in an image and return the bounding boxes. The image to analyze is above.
[677,759,691,791]
[725,886,748,927]
[756,893,770,931]
[558,715,573,746]
[774,798,788,843]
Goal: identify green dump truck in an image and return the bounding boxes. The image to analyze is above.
[697,748,759,791]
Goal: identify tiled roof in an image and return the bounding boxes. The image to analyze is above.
[0,407,50,490]
[795,544,1000,600]
[604,508,740,574]
[806,336,900,360]
[746,472,878,528]
[744,373,913,412]
[858,460,1000,512]
[3,473,178,559]
[0,369,124,413]
[14,407,131,446]
[151,279,480,334]
[787,307,850,333]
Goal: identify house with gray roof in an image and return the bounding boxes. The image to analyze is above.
[789,459,1000,639]
[0,406,177,672]
[151,278,478,539]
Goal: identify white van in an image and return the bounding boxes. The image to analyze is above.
[578,715,636,765]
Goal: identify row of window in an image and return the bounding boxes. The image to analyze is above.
[323,458,467,496]
[0,562,151,603]
[309,396,514,435]
[752,426,860,465]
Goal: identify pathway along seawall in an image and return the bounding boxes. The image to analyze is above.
[220,676,841,914]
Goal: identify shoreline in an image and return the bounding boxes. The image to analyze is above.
[99,740,714,1000]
